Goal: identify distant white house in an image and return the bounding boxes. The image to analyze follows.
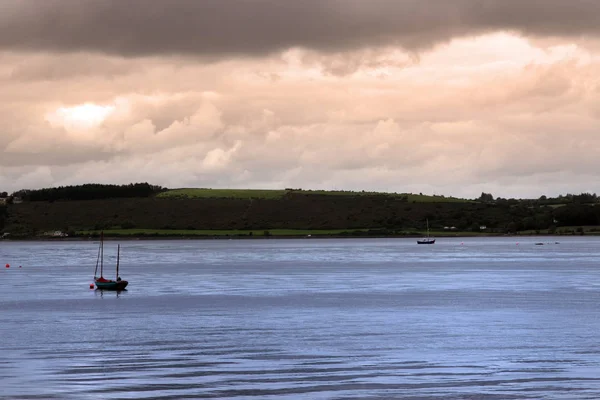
[480,225,487,230]
[44,231,68,237]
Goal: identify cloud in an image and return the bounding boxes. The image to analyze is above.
[2,0,600,57]
[1,27,600,198]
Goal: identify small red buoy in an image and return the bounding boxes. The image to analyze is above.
[5,263,9,268]
[90,284,95,289]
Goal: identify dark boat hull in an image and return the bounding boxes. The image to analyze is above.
[95,280,128,290]
[417,239,435,244]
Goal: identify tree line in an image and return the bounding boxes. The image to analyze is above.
[479,192,598,205]
[11,183,166,202]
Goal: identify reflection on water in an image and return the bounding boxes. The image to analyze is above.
[94,289,127,298]
[1,237,600,399]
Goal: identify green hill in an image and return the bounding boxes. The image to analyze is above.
[1,185,599,238]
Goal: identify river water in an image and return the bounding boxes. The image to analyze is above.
[1,237,600,399]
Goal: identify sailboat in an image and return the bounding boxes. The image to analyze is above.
[94,232,128,290]
[417,219,435,244]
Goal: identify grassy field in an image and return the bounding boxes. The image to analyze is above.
[156,189,287,199]
[156,188,470,202]
[403,194,469,203]
[301,190,468,202]
[77,228,372,237]
[519,225,600,235]
[299,190,393,196]
[74,228,503,238]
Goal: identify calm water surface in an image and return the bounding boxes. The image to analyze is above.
[1,237,600,399]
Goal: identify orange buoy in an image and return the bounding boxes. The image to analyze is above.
[90,284,95,289]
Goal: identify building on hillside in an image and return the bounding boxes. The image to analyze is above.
[43,231,68,237]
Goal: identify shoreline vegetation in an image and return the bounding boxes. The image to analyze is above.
[1,183,600,240]
[6,229,595,241]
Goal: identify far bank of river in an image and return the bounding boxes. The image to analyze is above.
[1,229,590,241]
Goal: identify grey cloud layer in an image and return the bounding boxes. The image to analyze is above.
[2,0,600,56]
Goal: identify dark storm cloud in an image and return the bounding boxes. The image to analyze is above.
[1,0,600,57]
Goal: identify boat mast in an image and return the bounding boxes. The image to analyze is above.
[100,231,104,277]
[94,235,101,278]
[116,244,120,280]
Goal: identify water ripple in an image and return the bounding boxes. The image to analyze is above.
[2,237,600,399]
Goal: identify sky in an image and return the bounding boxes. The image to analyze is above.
[2,0,600,199]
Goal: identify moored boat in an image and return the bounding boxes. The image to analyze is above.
[94,232,128,290]
[95,275,128,290]
[417,219,435,244]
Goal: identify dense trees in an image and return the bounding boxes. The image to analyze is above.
[553,204,599,226]
[479,192,494,202]
[13,183,165,202]
[0,205,6,231]
[1,185,600,236]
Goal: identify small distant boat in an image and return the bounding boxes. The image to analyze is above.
[94,232,128,290]
[417,219,435,244]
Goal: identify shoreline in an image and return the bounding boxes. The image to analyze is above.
[0,232,587,242]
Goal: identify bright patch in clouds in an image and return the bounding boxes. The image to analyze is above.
[46,103,115,131]
[3,27,600,198]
